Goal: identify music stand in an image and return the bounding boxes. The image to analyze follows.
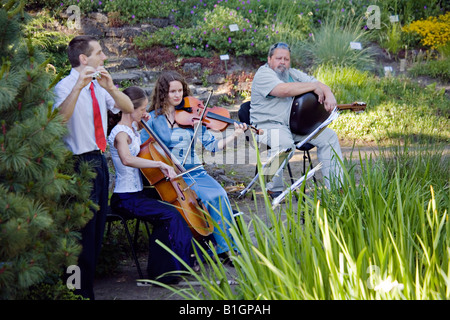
[270,106,340,208]
[238,147,293,199]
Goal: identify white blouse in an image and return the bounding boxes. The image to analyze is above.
[108,124,143,193]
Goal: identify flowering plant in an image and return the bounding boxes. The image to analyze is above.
[402,12,450,49]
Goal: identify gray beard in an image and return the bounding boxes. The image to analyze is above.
[274,67,290,82]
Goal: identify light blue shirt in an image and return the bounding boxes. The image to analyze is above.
[140,111,220,169]
[250,64,317,126]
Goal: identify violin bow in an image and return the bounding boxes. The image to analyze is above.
[181,90,213,167]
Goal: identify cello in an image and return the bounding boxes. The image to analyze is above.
[137,119,214,240]
[289,92,366,135]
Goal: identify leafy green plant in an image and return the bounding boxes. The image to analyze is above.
[144,141,449,300]
[22,10,73,76]
[293,14,376,71]
[312,65,449,144]
[102,0,173,24]
[134,5,288,59]
[380,23,404,58]
[408,56,450,82]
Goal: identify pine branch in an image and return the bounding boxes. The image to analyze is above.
[6,0,24,19]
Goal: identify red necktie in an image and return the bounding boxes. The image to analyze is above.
[90,82,106,152]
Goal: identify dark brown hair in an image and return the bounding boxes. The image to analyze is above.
[123,86,147,110]
[150,70,191,116]
[107,86,147,135]
[67,35,98,68]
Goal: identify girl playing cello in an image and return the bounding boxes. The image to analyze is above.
[108,86,195,284]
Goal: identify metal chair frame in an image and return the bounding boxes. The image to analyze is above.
[106,208,151,279]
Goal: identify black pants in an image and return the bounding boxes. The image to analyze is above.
[73,152,109,300]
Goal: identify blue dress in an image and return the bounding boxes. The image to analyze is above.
[141,111,236,254]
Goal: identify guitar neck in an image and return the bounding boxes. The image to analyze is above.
[337,104,357,110]
[337,103,366,112]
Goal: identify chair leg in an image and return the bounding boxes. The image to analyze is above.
[302,151,307,176]
[287,162,295,185]
[305,150,317,183]
[120,218,145,279]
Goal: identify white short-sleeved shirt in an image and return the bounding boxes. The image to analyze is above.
[250,64,317,126]
[108,124,143,193]
[53,68,119,155]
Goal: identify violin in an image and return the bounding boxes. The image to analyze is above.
[137,119,214,240]
[175,96,261,134]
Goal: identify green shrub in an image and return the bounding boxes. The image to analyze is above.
[146,143,450,300]
[25,278,87,300]
[408,57,450,82]
[311,64,449,143]
[380,23,404,57]
[134,5,294,59]
[294,14,376,71]
[22,10,73,75]
[1,2,94,299]
[102,0,173,23]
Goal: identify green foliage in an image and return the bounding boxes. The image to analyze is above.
[102,0,173,23]
[25,278,87,300]
[311,64,449,144]
[380,22,404,57]
[149,142,449,299]
[27,0,449,64]
[293,13,376,71]
[0,0,93,299]
[408,57,450,82]
[22,10,73,75]
[134,5,294,59]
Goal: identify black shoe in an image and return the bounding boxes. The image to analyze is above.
[267,190,282,199]
[218,252,234,268]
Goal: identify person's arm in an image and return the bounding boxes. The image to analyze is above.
[56,66,97,122]
[270,81,323,100]
[317,82,337,112]
[216,122,247,150]
[96,66,133,113]
[114,131,176,179]
[270,81,336,112]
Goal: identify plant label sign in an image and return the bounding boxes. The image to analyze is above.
[384,66,393,76]
[220,54,230,61]
[229,24,239,32]
[350,42,362,50]
[389,15,399,23]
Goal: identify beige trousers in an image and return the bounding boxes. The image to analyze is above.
[255,123,344,191]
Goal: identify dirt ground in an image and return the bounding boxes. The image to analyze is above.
[93,141,381,300]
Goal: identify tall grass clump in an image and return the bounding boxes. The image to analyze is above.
[293,13,376,71]
[150,143,449,300]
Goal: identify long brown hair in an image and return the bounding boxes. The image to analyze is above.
[150,70,191,117]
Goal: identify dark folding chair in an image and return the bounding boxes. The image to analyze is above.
[105,206,151,279]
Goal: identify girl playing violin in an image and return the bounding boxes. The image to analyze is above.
[141,70,247,263]
[108,86,196,284]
